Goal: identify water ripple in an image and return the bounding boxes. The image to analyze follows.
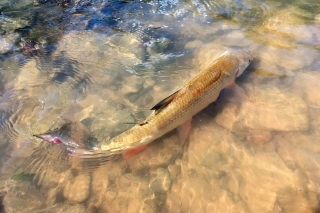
[182,0,271,24]
[0,96,23,140]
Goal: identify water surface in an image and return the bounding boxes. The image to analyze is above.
[0,0,320,212]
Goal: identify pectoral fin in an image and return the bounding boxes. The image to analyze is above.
[222,82,248,103]
[177,118,192,143]
[151,87,187,113]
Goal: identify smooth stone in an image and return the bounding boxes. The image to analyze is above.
[201,151,222,169]
[185,39,203,50]
[219,171,240,195]
[108,33,144,60]
[294,71,320,108]
[167,163,180,179]
[214,30,251,47]
[273,48,317,71]
[86,164,110,209]
[216,84,309,133]
[0,36,13,54]
[246,129,272,144]
[106,190,117,201]
[63,174,91,203]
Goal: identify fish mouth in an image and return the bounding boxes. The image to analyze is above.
[244,49,253,61]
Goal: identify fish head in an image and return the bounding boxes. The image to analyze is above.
[234,49,253,77]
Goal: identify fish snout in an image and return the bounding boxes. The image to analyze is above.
[236,49,253,77]
[244,49,253,63]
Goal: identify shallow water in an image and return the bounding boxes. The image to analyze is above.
[0,0,320,212]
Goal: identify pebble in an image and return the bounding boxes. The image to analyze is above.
[294,71,320,108]
[0,36,13,54]
[63,173,91,203]
[106,190,117,201]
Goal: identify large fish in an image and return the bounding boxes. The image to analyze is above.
[34,49,252,158]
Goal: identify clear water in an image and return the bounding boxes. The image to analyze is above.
[0,0,320,212]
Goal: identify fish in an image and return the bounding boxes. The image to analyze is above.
[34,49,252,158]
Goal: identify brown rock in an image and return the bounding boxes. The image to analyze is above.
[216,85,309,133]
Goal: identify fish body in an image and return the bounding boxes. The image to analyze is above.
[101,49,252,154]
[34,49,252,157]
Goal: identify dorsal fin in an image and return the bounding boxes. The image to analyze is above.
[151,87,187,113]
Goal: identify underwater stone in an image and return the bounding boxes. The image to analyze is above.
[63,173,91,203]
[294,72,320,108]
[216,84,309,133]
[3,184,45,213]
[0,37,13,54]
[149,168,171,193]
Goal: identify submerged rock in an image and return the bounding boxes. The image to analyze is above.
[0,36,13,55]
[294,71,320,108]
[3,183,45,213]
[247,7,313,49]
[55,31,142,68]
[63,173,91,203]
[275,187,317,213]
[216,84,309,134]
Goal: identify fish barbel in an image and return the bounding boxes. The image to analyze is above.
[34,49,252,157]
